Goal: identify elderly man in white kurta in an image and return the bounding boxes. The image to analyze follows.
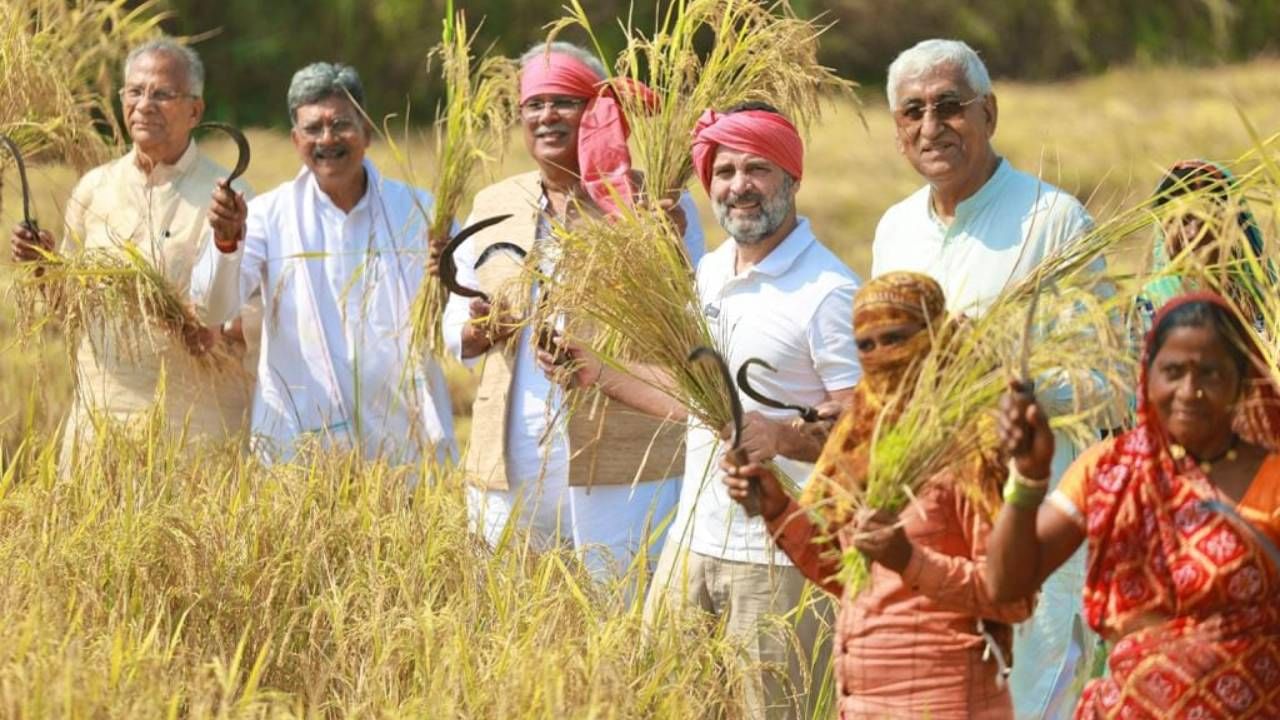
[8,39,254,465]
[871,39,1100,718]
[442,43,705,583]
[193,62,453,465]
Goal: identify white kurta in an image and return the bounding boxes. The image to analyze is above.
[871,157,1100,720]
[443,189,705,581]
[191,160,454,466]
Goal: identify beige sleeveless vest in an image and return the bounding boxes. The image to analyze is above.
[462,172,685,491]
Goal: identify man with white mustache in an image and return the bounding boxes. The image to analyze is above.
[872,39,1100,718]
[192,62,455,467]
[442,42,706,585]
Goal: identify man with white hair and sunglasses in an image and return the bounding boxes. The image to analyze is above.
[872,39,1101,718]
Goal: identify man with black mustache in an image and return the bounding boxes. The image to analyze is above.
[192,62,455,467]
[441,42,706,585]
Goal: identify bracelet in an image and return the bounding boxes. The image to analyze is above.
[1002,460,1049,509]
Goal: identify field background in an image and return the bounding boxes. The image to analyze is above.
[4,0,1280,713]
[6,59,1280,448]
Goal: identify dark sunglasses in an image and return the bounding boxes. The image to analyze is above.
[894,96,982,126]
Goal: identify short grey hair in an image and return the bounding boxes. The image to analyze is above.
[519,42,606,81]
[886,39,992,109]
[124,39,205,98]
[287,62,365,123]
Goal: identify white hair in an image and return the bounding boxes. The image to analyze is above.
[886,39,992,109]
[124,39,205,97]
[519,42,606,81]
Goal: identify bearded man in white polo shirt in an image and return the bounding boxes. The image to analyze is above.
[873,39,1100,718]
[195,62,455,466]
[564,102,860,719]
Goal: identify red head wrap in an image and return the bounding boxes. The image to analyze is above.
[520,52,657,215]
[690,109,804,193]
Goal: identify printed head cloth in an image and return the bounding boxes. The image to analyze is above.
[800,272,945,528]
[690,109,804,193]
[520,51,656,215]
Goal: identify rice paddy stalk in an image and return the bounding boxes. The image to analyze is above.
[12,243,235,370]
[537,0,854,486]
[406,4,519,358]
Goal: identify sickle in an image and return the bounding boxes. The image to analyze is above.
[475,241,528,269]
[197,123,251,254]
[196,122,250,183]
[438,213,513,301]
[736,357,820,422]
[0,133,38,232]
[690,345,761,516]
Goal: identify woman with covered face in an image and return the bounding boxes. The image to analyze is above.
[722,271,1034,719]
[1139,160,1272,329]
[988,293,1280,718]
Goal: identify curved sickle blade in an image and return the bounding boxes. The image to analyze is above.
[475,241,528,269]
[689,346,745,451]
[438,213,513,301]
[736,357,820,422]
[0,132,37,230]
[691,345,759,516]
[196,122,251,183]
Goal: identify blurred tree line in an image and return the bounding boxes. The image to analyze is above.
[153,0,1279,127]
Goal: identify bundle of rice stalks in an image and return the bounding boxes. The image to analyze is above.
[13,243,234,370]
[550,0,856,198]
[830,273,1134,592]
[406,3,519,358]
[539,0,853,438]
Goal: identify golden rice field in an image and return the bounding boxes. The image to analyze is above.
[1,59,1280,716]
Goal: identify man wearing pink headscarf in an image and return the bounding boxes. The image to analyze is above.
[566,102,861,719]
[441,42,706,587]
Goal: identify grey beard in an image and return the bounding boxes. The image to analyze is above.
[713,191,792,245]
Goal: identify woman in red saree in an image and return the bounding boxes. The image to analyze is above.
[988,292,1280,718]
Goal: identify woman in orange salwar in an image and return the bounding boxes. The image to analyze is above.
[723,272,1035,719]
[989,292,1280,718]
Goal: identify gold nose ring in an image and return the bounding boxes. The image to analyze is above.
[1195,389,1205,399]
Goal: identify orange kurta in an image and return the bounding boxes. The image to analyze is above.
[768,476,1034,719]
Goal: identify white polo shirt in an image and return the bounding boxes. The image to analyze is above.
[871,158,1094,316]
[676,216,861,565]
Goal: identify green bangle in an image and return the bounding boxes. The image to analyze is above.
[1003,461,1049,509]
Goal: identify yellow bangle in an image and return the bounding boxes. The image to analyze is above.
[1003,460,1049,509]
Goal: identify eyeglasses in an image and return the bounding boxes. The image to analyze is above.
[119,86,196,104]
[520,97,587,117]
[893,95,983,127]
[294,117,362,140]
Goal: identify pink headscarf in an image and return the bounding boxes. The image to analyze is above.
[520,52,656,216]
[690,109,804,193]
